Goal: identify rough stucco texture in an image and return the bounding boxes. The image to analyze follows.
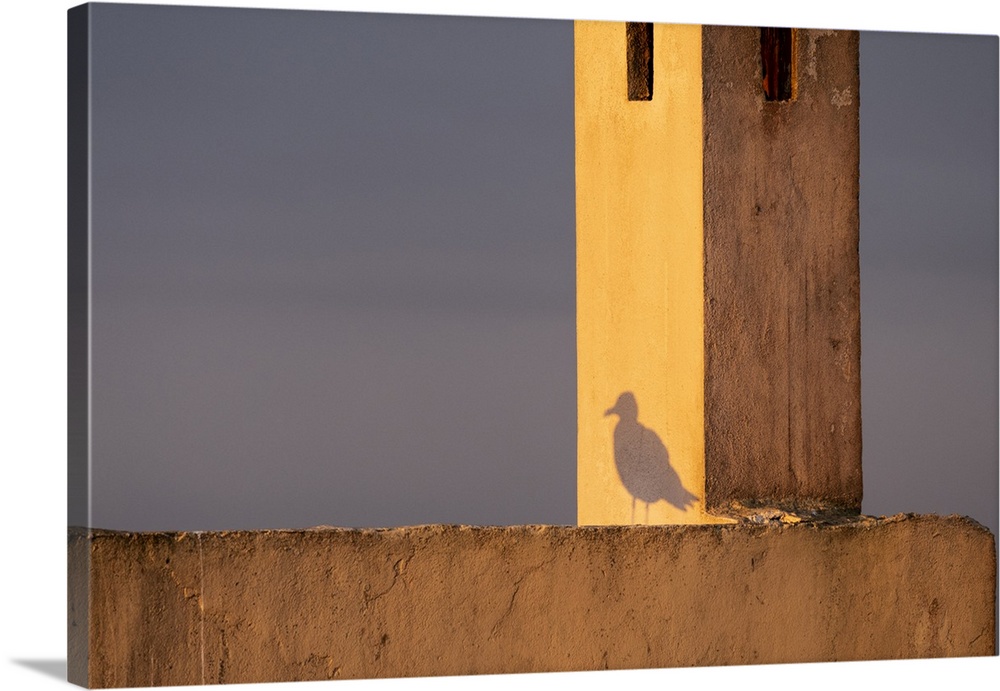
[702,26,863,512]
[70,516,994,687]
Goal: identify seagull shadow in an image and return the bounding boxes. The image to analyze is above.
[604,391,699,523]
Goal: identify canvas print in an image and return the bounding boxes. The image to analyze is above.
[67,2,998,687]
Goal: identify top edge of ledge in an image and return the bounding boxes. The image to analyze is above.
[69,513,994,539]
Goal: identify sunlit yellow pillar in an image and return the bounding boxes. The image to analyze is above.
[576,22,723,525]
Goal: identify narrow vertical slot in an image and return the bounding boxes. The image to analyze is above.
[761,27,795,101]
[626,23,653,101]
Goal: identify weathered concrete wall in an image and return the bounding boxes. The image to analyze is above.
[70,516,995,687]
[702,26,863,512]
[68,526,90,685]
[576,24,863,522]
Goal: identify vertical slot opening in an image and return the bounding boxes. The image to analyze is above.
[761,27,795,101]
[626,23,653,101]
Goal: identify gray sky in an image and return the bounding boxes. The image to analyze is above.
[89,5,576,530]
[859,31,998,535]
[85,4,997,534]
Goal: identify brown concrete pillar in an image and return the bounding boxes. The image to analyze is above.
[702,27,862,514]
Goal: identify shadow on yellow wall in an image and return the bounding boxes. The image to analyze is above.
[604,391,698,523]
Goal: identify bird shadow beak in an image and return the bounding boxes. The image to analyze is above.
[604,407,615,417]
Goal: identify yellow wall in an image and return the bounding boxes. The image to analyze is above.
[576,22,725,525]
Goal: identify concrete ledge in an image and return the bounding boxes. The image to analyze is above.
[70,515,995,688]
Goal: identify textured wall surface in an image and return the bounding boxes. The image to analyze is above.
[70,516,995,688]
[575,21,716,525]
[702,27,863,512]
[577,24,863,522]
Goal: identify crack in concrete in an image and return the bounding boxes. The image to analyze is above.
[490,555,558,639]
[490,578,524,639]
[363,549,415,609]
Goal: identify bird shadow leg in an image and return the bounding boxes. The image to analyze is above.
[645,501,650,524]
[631,497,636,524]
